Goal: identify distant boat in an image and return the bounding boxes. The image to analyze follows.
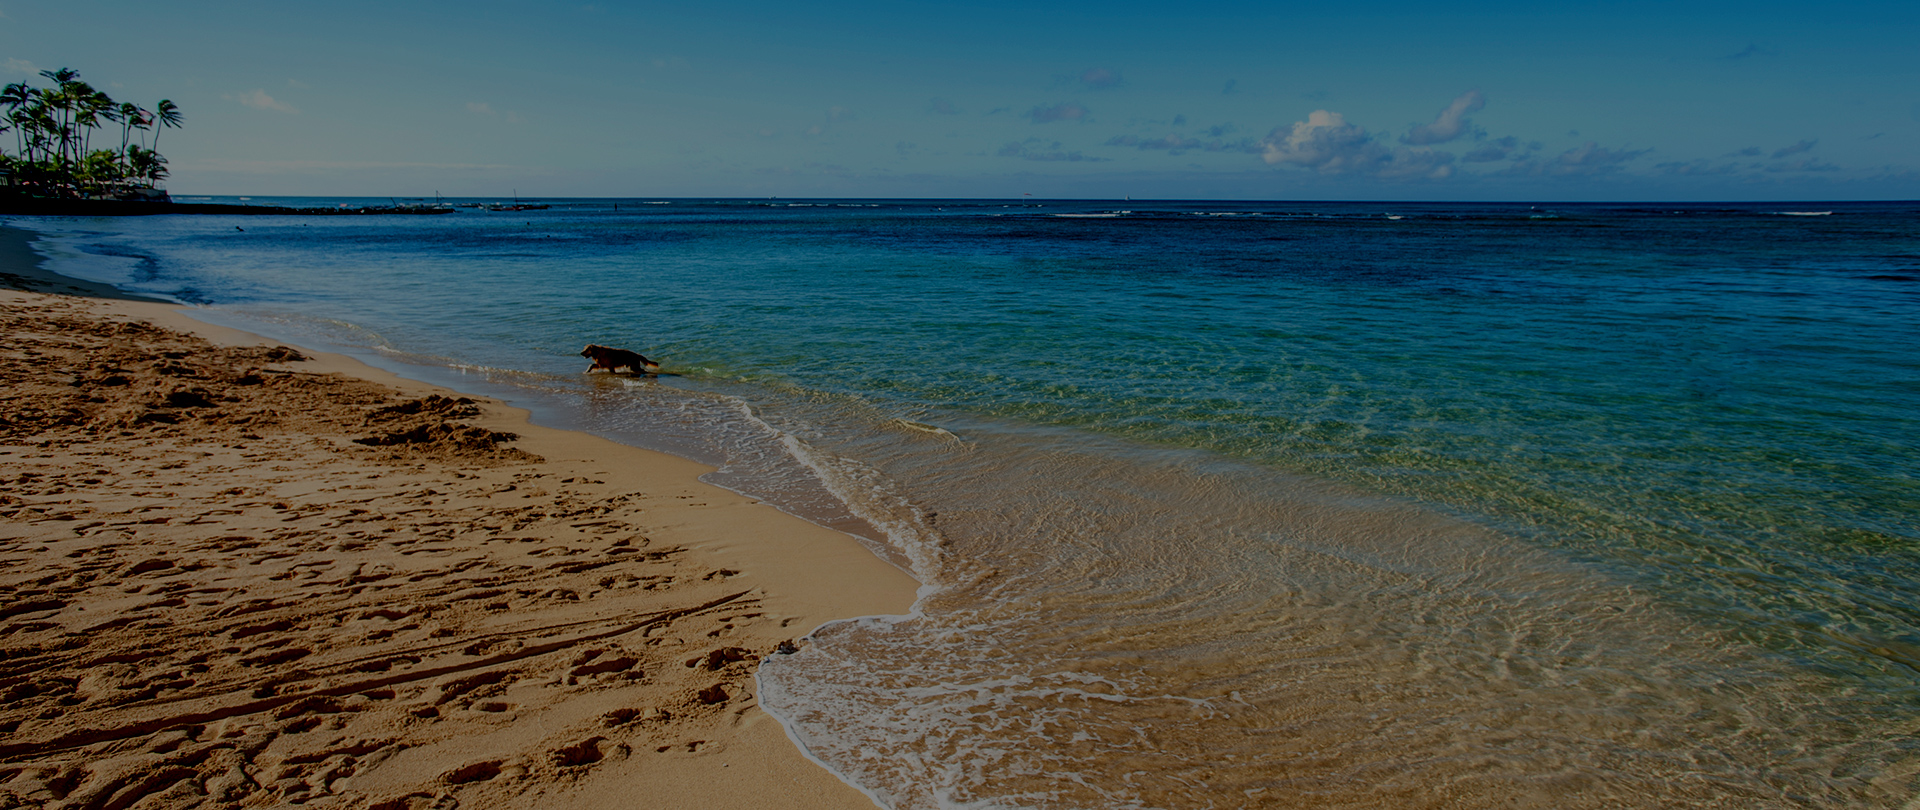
[386,196,456,214]
[486,191,548,211]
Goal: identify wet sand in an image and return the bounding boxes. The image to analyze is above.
[0,225,917,809]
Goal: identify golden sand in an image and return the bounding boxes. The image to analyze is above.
[0,226,915,809]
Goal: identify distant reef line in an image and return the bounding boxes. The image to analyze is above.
[0,197,454,217]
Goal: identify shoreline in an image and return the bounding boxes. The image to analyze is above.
[0,224,917,809]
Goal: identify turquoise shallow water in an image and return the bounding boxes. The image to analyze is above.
[14,199,1920,807]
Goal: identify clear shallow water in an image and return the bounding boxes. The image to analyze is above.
[13,199,1920,807]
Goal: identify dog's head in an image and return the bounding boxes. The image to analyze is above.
[580,344,606,359]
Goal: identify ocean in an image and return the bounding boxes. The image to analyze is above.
[13,198,1919,807]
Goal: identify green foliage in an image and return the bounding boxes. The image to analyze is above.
[0,67,179,199]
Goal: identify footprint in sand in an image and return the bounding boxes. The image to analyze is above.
[439,760,502,785]
[549,736,607,767]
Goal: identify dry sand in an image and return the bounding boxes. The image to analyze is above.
[0,225,917,809]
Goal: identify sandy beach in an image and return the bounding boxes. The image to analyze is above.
[0,225,917,809]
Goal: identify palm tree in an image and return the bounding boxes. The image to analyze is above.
[1,68,181,197]
[38,69,79,166]
[150,99,181,154]
[26,104,56,166]
[118,102,144,163]
[12,101,43,164]
[81,89,116,158]
[0,83,31,158]
[126,146,166,185]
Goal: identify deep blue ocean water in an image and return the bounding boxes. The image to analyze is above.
[14,198,1919,807]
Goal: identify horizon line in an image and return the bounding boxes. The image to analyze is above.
[164,194,1919,205]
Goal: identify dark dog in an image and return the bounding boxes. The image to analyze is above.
[581,344,660,374]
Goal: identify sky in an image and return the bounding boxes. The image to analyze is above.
[4,0,1917,200]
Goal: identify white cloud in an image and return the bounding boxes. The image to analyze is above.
[1657,159,1739,176]
[1260,110,1455,180]
[3,57,36,76]
[828,105,854,122]
[1261,110,1389,173]
[1376,148,1456,180]
[1027,102,1089,124]
[230,89,298,113]
[1080,68,1122,89]
[1403,90,1484,145]
[1461,135,1537,163]
[1106,133,1260,155]
[998,138,1108,162]
[1500,142,1650,176]
[1764,157,1839,173]
[1552,142,1649,173]
[1771,139,1816,158]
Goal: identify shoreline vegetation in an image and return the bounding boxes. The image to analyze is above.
[0,224,916,809]
[0,67,453,217]
[2,68,178,205]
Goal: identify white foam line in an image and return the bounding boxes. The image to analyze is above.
[899,678,1217,712]
[715,396,966,808]
[758,667,907,810]
[722,397,947,600]
[889,418,966,444]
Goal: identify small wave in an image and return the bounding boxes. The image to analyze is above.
[889,418,963,442]
[1774,211,1834,216]
[724,400,946,591]
[423,358,572,385]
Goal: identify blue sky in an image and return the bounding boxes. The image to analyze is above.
[5,0,1916,200]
